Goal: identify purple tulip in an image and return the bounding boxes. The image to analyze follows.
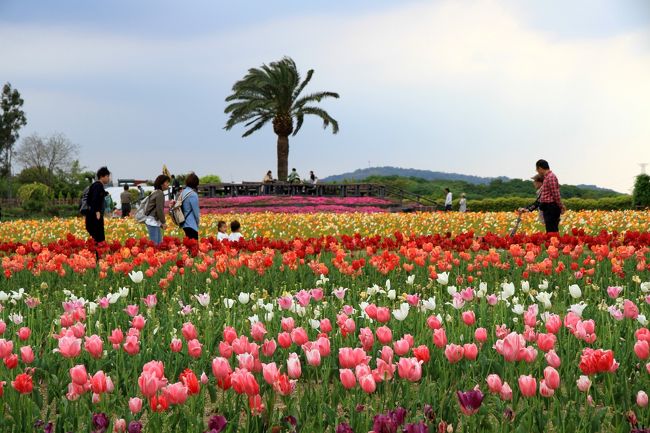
[457,389,485,415]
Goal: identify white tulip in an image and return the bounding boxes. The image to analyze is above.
[512,304,524,315]
[569,302,588,317]
[0,291,9,302]
[107,293,120,304]
[437,272,449,285]
[88,302,98,315]
[265,312,274,322]
[238,292,250,304]
[11,288,25,300]
[447,286,458,297]
[568,284,582,299]
[118,287,129,298]
[406,275,416,285]
[248,314,259,324]
[223,298,235,309]
[8,313,23,324]
[392,303,410,321]
[387,290,396,300]
[422,297,436,311]
[367,285,381,296]
[521,281,530,293]
[128,271,144,283]
[309,319,321,330]
[535,292,553,309]
[538,280,549,290]
[385,279,391,291]
[500,282,515,300]
[641,282,650,293]
[638,314,648,326]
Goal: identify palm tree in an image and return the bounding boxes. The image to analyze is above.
[224,57,339,181]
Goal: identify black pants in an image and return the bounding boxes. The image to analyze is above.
[121,203,131,218]
[85,214,105,243]
[540,203,561,233]
[445,205,452,211]
[183,227,199,240]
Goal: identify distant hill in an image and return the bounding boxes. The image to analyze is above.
[322,167,508,185]
[322,166,618,194]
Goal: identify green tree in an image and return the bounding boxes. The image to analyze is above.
[224,57,339,181]
[200,174,222,184]
[632,174,650,208]
[0,82,27,178]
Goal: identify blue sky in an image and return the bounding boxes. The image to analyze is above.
[1,0,649,192]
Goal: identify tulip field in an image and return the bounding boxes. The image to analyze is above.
[0,210,649,433]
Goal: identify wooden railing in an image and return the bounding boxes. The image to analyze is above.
[198,182,388,198]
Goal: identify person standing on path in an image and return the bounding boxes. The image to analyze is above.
[120,185,132,218]
[444,188,453,211]
[180,173,200,240]
[535,159,564,233]
[145,175,169,245]
[459,193,467,212]
[85,166,111,244]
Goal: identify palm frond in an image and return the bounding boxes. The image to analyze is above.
[294,106,339,134]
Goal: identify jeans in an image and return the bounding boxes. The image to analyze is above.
[147,224,162,245]
[540,203,561,233]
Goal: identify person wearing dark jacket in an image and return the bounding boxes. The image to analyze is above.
[85,166,111,243]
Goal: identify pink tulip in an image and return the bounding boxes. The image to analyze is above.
[124,305,139,317]
[0,320,5,335]
[486,374,503,394]
[143,360,165,379]
[500,382,513,400]
[277,296,293,310]
[500,332,524,362]
[320,319,332,333]
[637,391,648,408]
[92,393,100,404]
[70,364,88,386]
[427,315,442,330]
[576,375,591,392]
[487,294,498,305]
[544,367,560,390]
[114,419,126,432]
[545,314,562,334]
[316,336,331,357]
[262,362,279,384]
[20,346,34,364]
[380,346,394,364]
[375,358,396,381]
[444,344,464,364]
[182,322,198,341]
[138,371,160,398]
[463,343,478,360]
[397,357,422,382]
[70,323,86,338]
[339,369,356,389]
[376,307,390,323]
[163,382,188,405]
[287,353,302,379]
[108,328,124,349]
[251,322,267,342]
[17,327,30,341]
[474,327,487,343]
[58,336,82,358]
[237,353,255,371]
[281,317,295,332]
[522,346,538,363]
[536,333,556,352]
[0,339,13,358]
[518,375,537,397]
[278,332,292,348]
[461,311,476,326]
[219,341,233,358]
[187,339,202,358]
[539,380,554,398]
[364,304,378,320]
[212,357,232,380]
[262,338,277,357]
[376,326,393,344]
[358,374,376,393]
[305,348,321,366]
[607,286,622,299]
[170,338,182,353]
[231,368,260,396]
[433,328,447,348]
[90,370,107,394]
[129,397,143,413]
[84,335,103,359]
[143,294,157,308]
[634,340,649,360]
[4,353,17,369]
[545,350,562,368]
[122,336,140,355]
[358,328,374,351]
[623,300,639,319]
[393,338,410,356]
[131,315,146,330]
[223,326,238,344]
[310,288,324,301]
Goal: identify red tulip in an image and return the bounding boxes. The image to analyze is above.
[17,327,30,341]
[181,322,198,341]
[12,373,33,394]
[413,345,430,363]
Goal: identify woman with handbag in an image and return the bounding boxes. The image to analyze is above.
[179,173,200,240]
[145,174,170,245]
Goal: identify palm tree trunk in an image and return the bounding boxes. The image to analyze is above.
[277,134,289,181]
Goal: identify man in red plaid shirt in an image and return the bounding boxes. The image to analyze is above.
[535,159,564,233]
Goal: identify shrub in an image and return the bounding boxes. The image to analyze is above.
[200,174,222,184]
[465,195,632,212]
[17,182,53,212]
[632,174,650,209]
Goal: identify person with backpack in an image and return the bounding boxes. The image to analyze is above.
[144,175,169,245]
[179,173,200,240]
[84,166,111,244]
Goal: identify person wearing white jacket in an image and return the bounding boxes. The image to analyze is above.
[444,188,452,211]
